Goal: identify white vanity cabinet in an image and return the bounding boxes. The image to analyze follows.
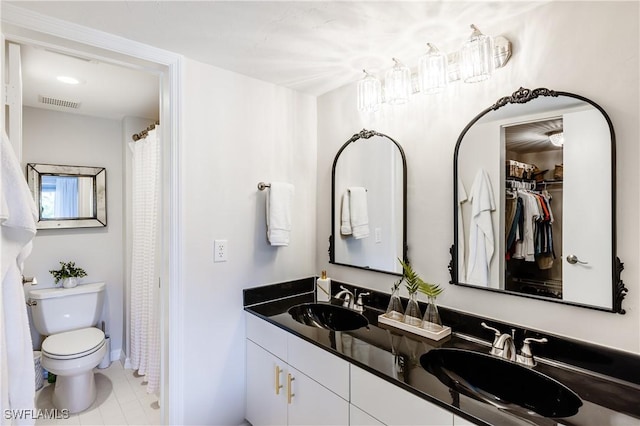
[350,365,454,426]
[245,313,350,426]
[350,404,385,425]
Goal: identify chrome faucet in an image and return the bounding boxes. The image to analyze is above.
[354,292,369,313]
[335,286,355,309]
[516,337,548,367]
[481,322,517,361]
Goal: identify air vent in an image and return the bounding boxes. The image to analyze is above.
[38,95,81,109]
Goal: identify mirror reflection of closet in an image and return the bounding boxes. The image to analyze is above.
[504,118,564,299]
[452,88,627,314]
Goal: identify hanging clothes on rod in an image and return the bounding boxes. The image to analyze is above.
[505,186,555,269]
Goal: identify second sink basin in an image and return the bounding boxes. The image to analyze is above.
[420,348,582,418]
[288,303,369,332]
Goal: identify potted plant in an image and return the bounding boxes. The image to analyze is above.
[49,261,87,289]
[399,259,444,331]
[384,277,405,321]
[398,259,423,327]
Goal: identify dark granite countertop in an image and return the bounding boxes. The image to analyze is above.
[244,279,640,426]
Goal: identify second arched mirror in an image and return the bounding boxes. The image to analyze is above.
[451,87,627,313]
[330,129,407,275]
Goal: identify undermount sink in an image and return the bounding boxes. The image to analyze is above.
[288,303,369,332]
[420,348,582,419]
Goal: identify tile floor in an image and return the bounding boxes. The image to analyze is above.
[35,361,161,425]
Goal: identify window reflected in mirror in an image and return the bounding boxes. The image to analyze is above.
[27,163,107,229]
[40,175,95,219]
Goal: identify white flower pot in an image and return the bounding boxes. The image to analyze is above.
[62,277,78,288]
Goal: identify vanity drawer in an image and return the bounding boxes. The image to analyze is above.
[351,365,453,426]
[245,312,288,360]
[287,332,350,400]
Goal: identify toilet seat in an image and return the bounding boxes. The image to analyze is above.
[42,327,105,360]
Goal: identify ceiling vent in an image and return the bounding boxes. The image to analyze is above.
[38,95,81,109]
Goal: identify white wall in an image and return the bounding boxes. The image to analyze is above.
[21,106,125,361]
[180,58,317,425]
[317,2,640,353]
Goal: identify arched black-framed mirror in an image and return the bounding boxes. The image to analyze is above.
[450,88,627,313]
[330,129,407,275]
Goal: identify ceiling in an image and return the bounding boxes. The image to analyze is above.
[19,44,160,120]
[8,1,547,98]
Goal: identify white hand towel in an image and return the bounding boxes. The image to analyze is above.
[348,187,369,240]
[1,131,37,425]
[340,191,352,235]
[266,182,294,246]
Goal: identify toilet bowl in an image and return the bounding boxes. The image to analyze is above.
[29,282,107,413]
[41,327,106,413]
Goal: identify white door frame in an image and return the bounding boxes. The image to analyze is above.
[1,5,184,424]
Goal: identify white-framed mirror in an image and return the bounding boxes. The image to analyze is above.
[26,163,107,229]
[451,88,627,314]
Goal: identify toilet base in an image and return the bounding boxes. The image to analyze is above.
[52,371,97,414]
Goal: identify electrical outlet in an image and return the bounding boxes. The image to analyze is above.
[214,239,227,262]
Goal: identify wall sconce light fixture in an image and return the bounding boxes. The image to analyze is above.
[384,58,412,105]
[357,69,382,112]
[460,24,494,83]
[418,43,448,94]
[357,24,512,112]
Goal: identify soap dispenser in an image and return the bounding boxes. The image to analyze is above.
[317,271,331,302]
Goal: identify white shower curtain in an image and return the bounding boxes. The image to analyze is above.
[129,127,161,394]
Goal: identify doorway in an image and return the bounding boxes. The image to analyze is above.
[2,9,183,423]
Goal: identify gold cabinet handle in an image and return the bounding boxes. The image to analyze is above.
[287,373,295,404]
[275,365,283,395]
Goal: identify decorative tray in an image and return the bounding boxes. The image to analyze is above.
[377,314,452,341]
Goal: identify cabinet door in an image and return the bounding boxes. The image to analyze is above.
[246,340,287,426]
[350,404,385,425]
[287,364,349,426]
[351,366,453,426]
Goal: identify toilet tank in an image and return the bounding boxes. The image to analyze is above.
[29,282,105,335]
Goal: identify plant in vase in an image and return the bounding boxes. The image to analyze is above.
[49,261,87,288]
[398,260,423,327]
[385,277,405,321]
[418,277,444,332]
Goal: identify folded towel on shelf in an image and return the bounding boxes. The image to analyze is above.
[340,191,352,235]
[266,182,294,246]
[348,187,369,240]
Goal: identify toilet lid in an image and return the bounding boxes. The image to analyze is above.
[42,327,105,359]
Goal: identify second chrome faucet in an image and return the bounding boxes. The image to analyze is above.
[481,322,548,366]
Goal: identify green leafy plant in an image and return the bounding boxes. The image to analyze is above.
[49,261,87,284]
[398,259,443,299]
[390,277,402,292]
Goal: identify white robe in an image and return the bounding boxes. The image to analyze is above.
[1,131,37,425]
[466,169,496,286]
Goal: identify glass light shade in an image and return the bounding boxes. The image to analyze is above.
[549,131,564,146]
[418,43,448,94]
[385,58,412,105]
[447,51,461,82]
[460,24,494,83]
[357,70,382,112]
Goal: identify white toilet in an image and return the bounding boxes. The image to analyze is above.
[29,282,107,413]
